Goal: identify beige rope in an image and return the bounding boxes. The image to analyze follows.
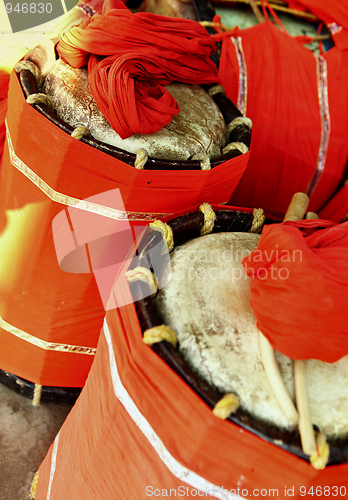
[227,116,253,135]
[30,470,39,499]
[199,203,217,236]
[192,152,211,171]
[14,60,44,89]
[213,393,240,420]
[249,208,265,234]
[134,148,148,169]
[26,93,53,110]
[32,384,42,406]
[143,325,177,348]
[223,142,249,155]
[208,84,225,97]
[71,126,91,140]
[125,266,158,295]
[149,220,174,253]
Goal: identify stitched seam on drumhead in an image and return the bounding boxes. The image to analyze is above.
[103,319,244,500]
[5,120,165,222]
[0,314,97,354]
[306,55,331,197]
[46,431,60,500]
[231,37,248,116]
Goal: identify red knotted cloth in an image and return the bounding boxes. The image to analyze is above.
[57,8,219,139]
[242,220,348,363]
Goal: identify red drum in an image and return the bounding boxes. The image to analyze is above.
[33,205,348,499]
[0,17,250,402]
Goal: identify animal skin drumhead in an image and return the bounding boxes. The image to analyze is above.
[155,232,348,440]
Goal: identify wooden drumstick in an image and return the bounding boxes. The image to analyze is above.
[259,193,309,426]
[294,360,316,455]
[305,212,319,220]
[284,195,319,457]
[259,334,298,425]
[283,192,310,222]
[284,194,322,460]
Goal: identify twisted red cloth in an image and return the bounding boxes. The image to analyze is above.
[242,220,348,363]
[58,9,219,139]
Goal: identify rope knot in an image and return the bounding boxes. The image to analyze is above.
[222,142,249,155]
[149,220,174,253]
[26,93,53,110]
[15,60,44,89]
[249,208,265,234]
[199,203,216,236]
[134,148,148,169]
[143,325,177,348]
[213,393,240,420]
[71,126,91,140]
[125,266,158,295]
[192,152,211,171]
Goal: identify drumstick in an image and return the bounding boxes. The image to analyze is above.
[258,193,309,425]
[294,360,316,455]
[285,195,327,463]
[284,196,321,458]
[259,334,298,425]
[305,212,319,219]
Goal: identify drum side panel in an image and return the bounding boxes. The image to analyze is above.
[35,306,348,499]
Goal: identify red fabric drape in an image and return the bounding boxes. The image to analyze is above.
[58,9,219,139]
[218,18,348,218]
[0,71,10,165]
[243,220,348,363]
[319,184,348,222]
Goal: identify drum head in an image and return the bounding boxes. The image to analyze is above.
[155,231,348,442]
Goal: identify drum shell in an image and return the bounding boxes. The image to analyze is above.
[0,71,249,388]
[35,238,348,498]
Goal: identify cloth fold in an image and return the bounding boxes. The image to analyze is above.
[58,9,219,139]
[242,220,348,363]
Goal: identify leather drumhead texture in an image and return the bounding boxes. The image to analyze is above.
[155,232,348,440]
[44,60,227,160]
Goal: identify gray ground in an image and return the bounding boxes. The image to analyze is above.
[0,383,73,500]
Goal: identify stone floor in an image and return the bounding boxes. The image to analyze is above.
[0,383,73,500]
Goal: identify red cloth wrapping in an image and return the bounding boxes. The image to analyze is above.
[288,0,348,50]
[0,71,10,165]
[35,212,348,498]
[243,220,348,363]
[218,17,348,218]
[0,71,248,387]
[58,9,219,139]
[319,183,348,222]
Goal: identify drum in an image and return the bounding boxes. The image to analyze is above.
[0,0,251,402]
[32,206,348,500]
[130,206,348,464]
